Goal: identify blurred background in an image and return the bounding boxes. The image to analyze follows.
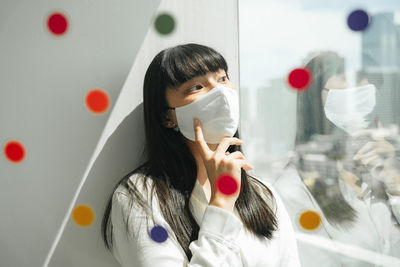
[240,0,400,178]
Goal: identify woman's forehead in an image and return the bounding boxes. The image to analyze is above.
[188,69,225,81]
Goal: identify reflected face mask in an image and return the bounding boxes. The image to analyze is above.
[174,85,239,144]
[323,84,376,134]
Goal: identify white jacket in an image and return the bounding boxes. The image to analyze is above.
[110,173,301,267]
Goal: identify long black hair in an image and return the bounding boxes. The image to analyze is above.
[294,51,358,227]
[101,43,278,260]
[295,51,344,145]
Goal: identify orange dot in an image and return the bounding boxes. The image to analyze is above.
[299,210,321,230]
[85,89,110,114]
[72,205,95,226]
[4,141,25,163]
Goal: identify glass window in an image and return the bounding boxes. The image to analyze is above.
[239,0,400,266]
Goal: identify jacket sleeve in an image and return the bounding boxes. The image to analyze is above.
[111,191,244,267]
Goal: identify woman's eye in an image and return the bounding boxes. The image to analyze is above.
[188,85,202,92]
[218,76,228,82]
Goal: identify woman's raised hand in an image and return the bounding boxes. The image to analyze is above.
[352,129,399,192]
[193,118,253,211]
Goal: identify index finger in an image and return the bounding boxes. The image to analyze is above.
[351,128,385,141]
[193,118,211,159]
[353,141,376,160]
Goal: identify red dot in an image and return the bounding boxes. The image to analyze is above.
[216,174,238,195]
[288,68,312,91]
[47,12,69,36]
[86,89,110,114]
[4,141,25,163]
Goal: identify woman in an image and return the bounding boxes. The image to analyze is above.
[101,43,300,267]
[274,51,400,267]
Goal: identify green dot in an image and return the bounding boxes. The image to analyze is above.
[155,13,175,35]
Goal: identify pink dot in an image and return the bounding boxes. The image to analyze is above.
[85,89,110,114]
[47,12,68,36]
[216,174,238,195]
[287,68,312,91]
[4,141,25,163]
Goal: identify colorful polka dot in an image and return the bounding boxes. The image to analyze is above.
[154,13,175,35]
[85,89,110,114]
[288,68,311,91]
[299,210,321,231]
[47,12,69,36]
[216,174,238,195]
[347,9,370,31]
[4,141,25,163]
[150,225,168,243]
[72,205,95,226]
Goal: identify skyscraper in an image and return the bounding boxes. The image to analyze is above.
[361,12,400,125]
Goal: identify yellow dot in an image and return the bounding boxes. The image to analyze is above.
[72,205,95,226]
[299,210,321,230]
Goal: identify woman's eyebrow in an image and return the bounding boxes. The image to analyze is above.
[217,71,228,78]
[180,76,202,89]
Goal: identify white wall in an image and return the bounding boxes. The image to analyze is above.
[0,0,239,266]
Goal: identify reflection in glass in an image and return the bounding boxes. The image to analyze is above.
[240,1,400,265]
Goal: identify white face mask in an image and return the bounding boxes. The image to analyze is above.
[323,84,376,134]
[173,85,239,144]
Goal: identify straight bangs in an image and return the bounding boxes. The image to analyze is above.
[160,43,228,89]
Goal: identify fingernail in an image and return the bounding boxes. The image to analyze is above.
[193,118,198,126]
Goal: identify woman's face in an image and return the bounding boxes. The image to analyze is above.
[321,73,347,105]
[163,69,236,128]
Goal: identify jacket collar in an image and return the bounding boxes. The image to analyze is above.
[189,179,210,225]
